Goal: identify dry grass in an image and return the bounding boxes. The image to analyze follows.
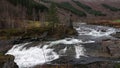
[113,20,120,23]
[0,20,77,40]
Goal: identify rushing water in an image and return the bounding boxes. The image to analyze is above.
[6,23,119,68]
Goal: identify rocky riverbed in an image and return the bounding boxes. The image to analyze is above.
[1,23,120,68]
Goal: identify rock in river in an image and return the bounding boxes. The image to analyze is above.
[101,40,120,58]
[0,55,18,68]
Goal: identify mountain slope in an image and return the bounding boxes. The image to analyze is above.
[39,0,120,19]
[0,0,120,29]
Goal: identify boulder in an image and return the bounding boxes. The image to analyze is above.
[0,55,18,68]
[111,32,120,39]
[101,40,120,58]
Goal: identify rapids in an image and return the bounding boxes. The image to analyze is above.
[6,23,120,68]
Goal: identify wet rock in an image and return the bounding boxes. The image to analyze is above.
[101,40,114,52]
[111,32,120,39]
[51,56,75,64]
[101,29,106,32]
[34,64,73,68]
[102,39,111,41]
[107,41,120,58]
[85,39,120,58]
[34,61,120,68]
[74,62,115,68]
[85,61,117,68]
[0,55,18,68]
[0,40,13,54]
[101,40,120,58]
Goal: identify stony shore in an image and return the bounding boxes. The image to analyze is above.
[86,20,120,28]
[0,22,120,68]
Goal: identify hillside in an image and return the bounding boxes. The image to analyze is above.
[0,1,120,68]
[0,0,120,29]
[38,0,120,20]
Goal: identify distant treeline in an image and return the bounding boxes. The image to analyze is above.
[102,4,120,12]
[0,0,48,29]
[72,0,106,16]
[7,0,48,15]
[41,0,107,16]
[57,2,87,17]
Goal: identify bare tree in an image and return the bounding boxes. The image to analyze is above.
[39,11,46,27]
[32,8,36,22]
[21,6,27,33]
[66,11,73,29]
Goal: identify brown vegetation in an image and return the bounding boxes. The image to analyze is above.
[86,19,120,28]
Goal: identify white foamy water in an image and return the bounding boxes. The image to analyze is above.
[75,25,116,37]
[6,38,94,68]
[75,45,86,59]
[50,38,95,46]
[6,43,59,68]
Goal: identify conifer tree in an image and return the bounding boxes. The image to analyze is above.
[47,2,59,27]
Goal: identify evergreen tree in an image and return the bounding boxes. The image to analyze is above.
[47,2,59,27]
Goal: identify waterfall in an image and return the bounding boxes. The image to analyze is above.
[6,38,93,68]
[6,23,117,68]
[6,43,59,68]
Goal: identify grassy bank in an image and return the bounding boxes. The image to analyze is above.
[85,19,120,28]
[113,20,120,23]
[0,21,77,40]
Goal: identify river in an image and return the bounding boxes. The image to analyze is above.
[6,23,120,68]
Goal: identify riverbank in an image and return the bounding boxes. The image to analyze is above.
[0,24,77,55]
[84,19,120,28]
[0,23,77,68]
[0,24,77,42]
[1,22,120,68]
[34,61,120,68]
